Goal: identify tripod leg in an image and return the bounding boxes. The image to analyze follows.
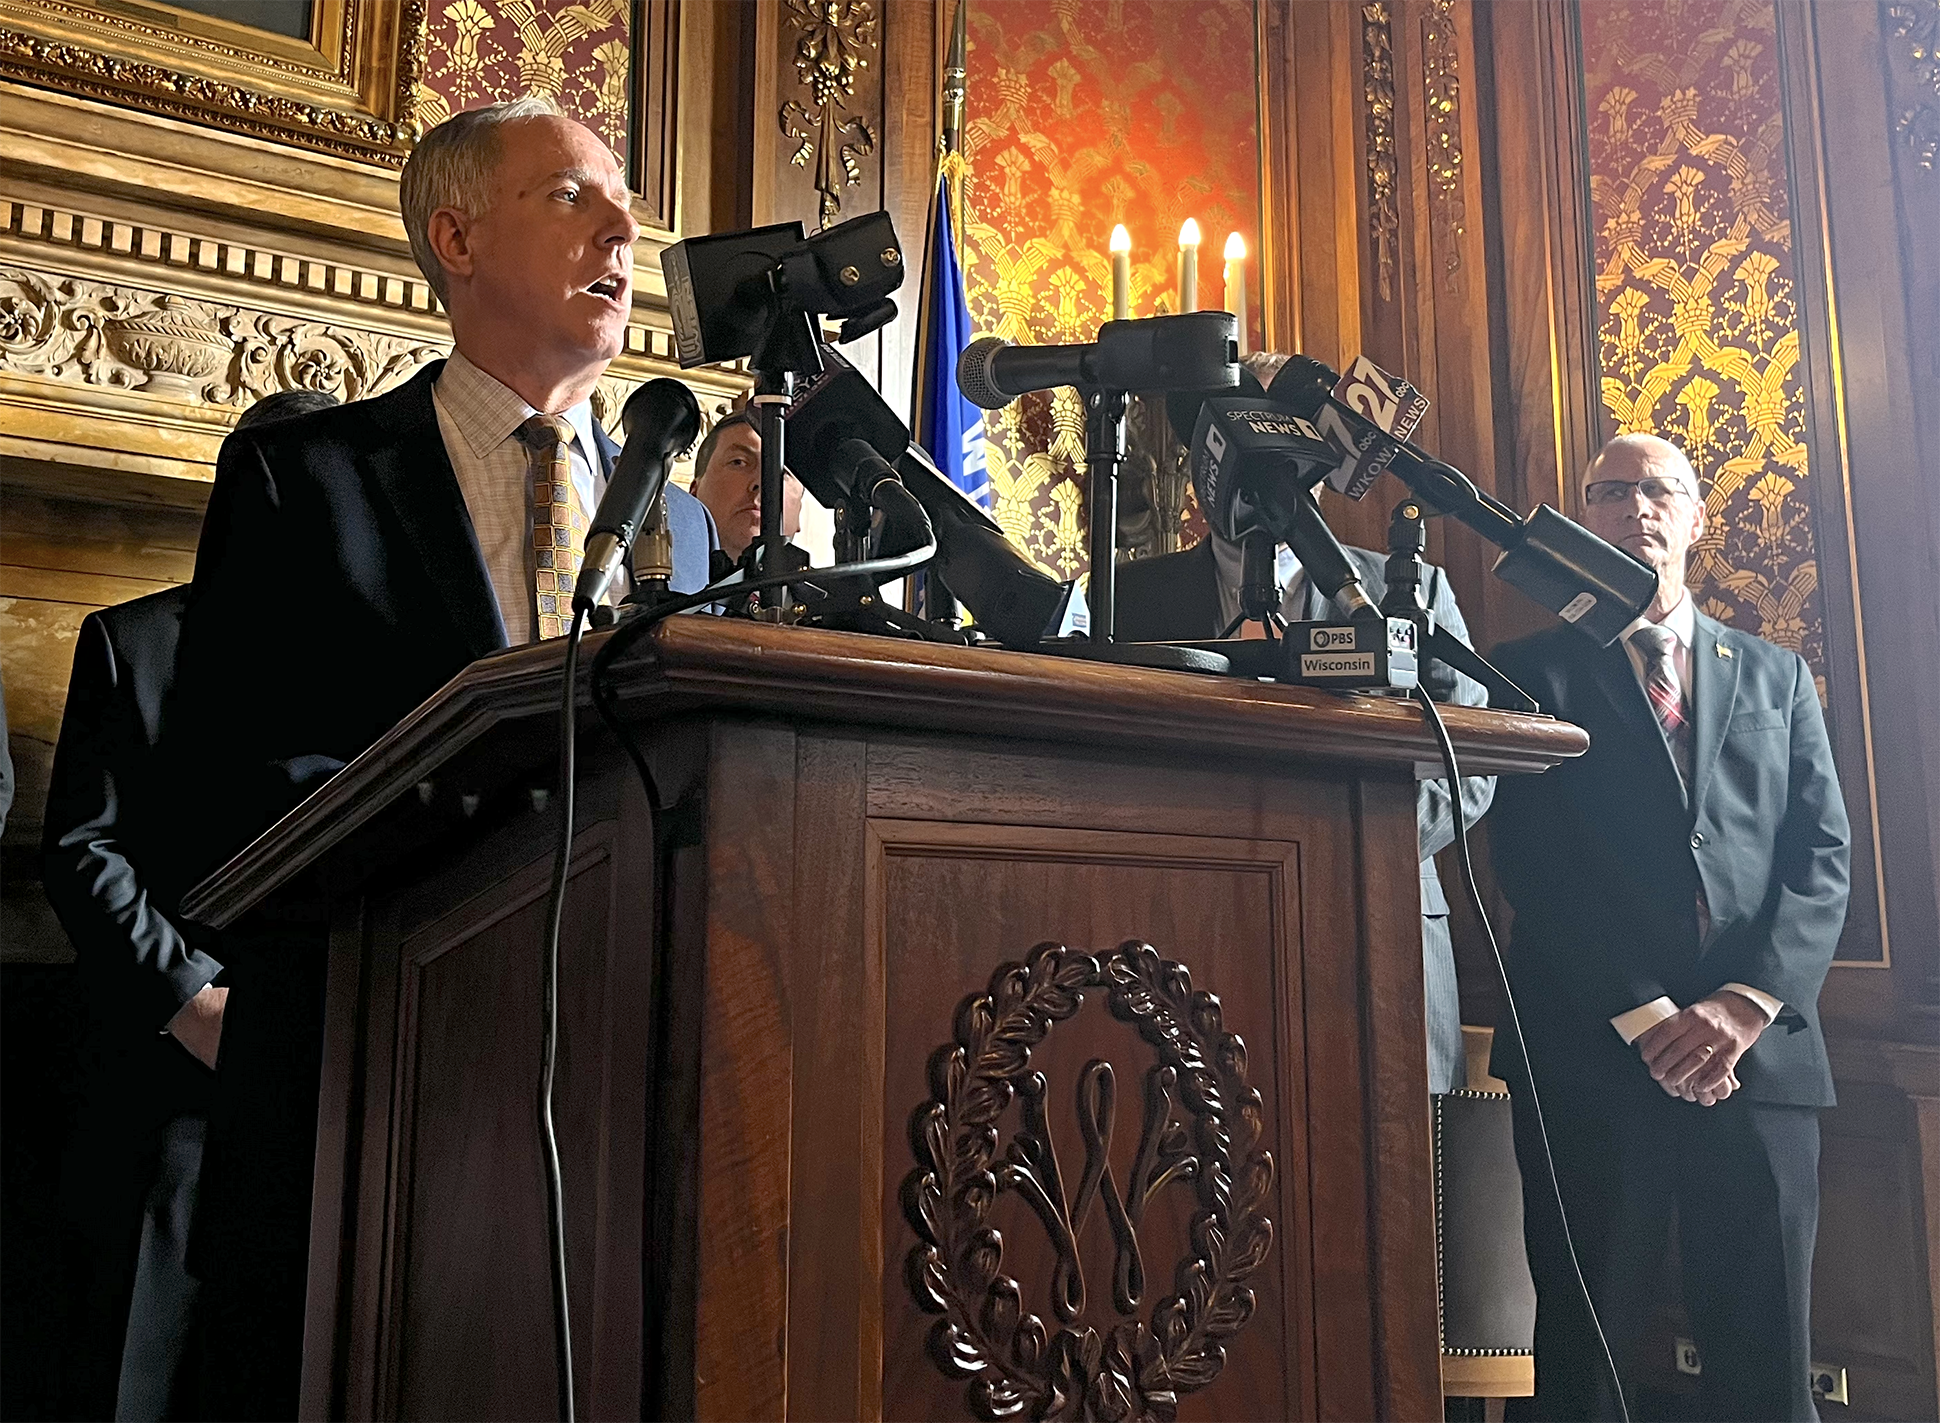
[1422,626,1540,713]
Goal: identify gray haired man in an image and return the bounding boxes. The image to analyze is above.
[171,100,717,1416]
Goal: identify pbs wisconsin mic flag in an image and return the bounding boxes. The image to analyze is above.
[913,177,989,510]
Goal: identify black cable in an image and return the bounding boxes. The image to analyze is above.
[589,536,939,689]
[539,604,587,1423]
[540,530,929,1419]
[1411,682,1630,1423]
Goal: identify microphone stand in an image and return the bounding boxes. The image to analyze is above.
[1084,385,1130,643]
[746,367,795,619]
[1382,498,1538,713]
[1028,385,1226,672]
[1218,529,1286,640]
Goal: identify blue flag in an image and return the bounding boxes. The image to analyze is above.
[913,177,989,510]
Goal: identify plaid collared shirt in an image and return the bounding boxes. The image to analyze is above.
[432,350,602,645]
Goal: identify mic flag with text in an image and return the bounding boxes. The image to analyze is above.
[913,177,989,511]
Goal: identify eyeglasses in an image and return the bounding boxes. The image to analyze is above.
[1584,476,1697,506]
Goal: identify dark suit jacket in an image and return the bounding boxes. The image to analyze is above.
[1115,537,1494,916]
[165,360,716,892]
[41,586,215,1243]
[1486,615,1850,1107]
[0,689,13,837]
[167,362,720,1301]
[45,587,220,1031]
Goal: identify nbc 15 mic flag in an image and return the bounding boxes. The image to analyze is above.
[913,176,989,510]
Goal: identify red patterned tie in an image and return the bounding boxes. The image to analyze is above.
[1629,623,1685,734]
[1629,621,1692,793]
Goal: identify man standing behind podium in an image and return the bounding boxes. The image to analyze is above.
[1487,434,1849,1421]
[169,96,715,1417]
[1117,530,1493,1095]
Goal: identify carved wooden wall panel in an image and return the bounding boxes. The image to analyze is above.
[747,0,941,414]
[659,720,1442,1422]
[1815,1076,1939,1420]
[875,825,1302,1422]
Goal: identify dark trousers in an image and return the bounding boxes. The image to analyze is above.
[60,1111,207,1421]
[1508,1075,1820,1422]
[189,931,326,1422]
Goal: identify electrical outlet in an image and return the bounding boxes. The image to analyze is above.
[1674,1337,1702,1376]
[1810,1362,1849,1405]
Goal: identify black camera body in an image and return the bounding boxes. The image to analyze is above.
[661,212,906,369]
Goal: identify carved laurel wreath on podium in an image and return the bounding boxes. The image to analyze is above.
[904,942,1275,1422]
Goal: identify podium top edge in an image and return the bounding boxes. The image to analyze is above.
[182,616,1585,925]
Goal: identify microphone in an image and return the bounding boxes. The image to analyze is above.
[1181,395,1381,621]
[780,345,1082,643]
[575,379,703,613]
[832,438,935,568]
[955,312,1239,410]
[782,350,917,510]
[1271,356,1658,645]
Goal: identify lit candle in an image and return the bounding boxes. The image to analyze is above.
[1109,224,1131,322]
[1178,218,1201,313]
[1223,231,1249,355]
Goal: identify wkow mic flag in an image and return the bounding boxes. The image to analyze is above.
[912,176,990,511]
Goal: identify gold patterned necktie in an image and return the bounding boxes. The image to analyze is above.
[516,414,587,640]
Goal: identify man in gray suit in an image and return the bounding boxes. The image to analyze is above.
[1117,528,1494,1093]
[1487,434,1848,1420]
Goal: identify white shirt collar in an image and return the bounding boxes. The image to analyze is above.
[1624,585,1695,648]
[438,349,601,468]
[1210,531,1305,597]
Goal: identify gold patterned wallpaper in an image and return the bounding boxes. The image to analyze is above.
[1584,0,1827,688]
[419,0,632,159]
[958,0,1262,577]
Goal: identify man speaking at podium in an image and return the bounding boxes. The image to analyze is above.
[167,97,716,1416]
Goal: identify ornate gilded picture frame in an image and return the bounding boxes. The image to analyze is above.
[0,0,425,165]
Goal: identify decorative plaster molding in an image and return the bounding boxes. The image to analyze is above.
[4,193,441,322]
[0,264,445,409]
[0,0,426,167]
[1,195,698,369]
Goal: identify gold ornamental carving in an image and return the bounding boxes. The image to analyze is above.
[0,0,427,167]
[1421,0,1466,289]
[779,0,880,228]
[1361,1,1400,302]
[1886,0,1940,171]
[905,941,1275,1422]
[0,266,444,408]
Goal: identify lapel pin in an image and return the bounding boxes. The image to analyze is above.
[1716,644,1734,659]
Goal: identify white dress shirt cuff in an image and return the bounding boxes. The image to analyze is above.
[1612,996,1679,1045]
[1719,982,1783,1024]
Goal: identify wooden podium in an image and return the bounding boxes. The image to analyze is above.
[183,618,1585,1423]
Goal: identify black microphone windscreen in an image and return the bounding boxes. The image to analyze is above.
[1166,365,1264,449]
[619,378,703,450]
[1264,355,1337,419]
[956,335,1013,411]
[781,348,911,509]
[593,379,702,540]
